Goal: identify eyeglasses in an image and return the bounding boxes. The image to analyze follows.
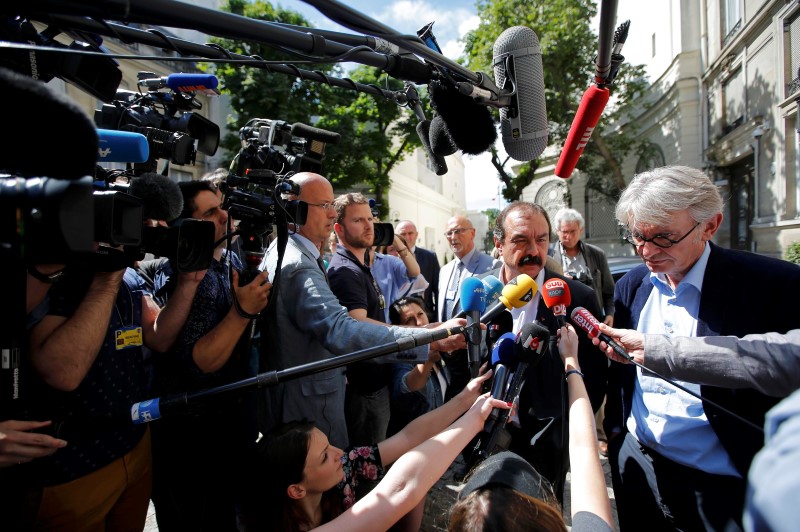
[444,227,471,238]
[307,201,335,210]
[623,222,700,249]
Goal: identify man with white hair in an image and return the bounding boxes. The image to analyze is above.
[606,165,800,531]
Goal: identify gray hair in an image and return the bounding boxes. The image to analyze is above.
[616,165,723,228]
[553,207,584,230]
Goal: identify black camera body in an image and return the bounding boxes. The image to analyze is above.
[570,270,594,288]
[373,222,394,247]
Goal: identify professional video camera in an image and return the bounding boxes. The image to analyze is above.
[94,72,220,174]
[221,118,339,284]
[93,171,215,273]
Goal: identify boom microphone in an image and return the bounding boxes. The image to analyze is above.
[97,129,149,163]
[128,172,184,222]
[415,120,447,175]
[541,278,571,328]
[429,115,457,156]
[554,84,610,178]
[492,26,548,161]
[569,306,630,361]
[428,79,497,155]
[480,274,538,323]
[460,277,487,377]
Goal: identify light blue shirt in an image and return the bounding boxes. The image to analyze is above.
[628,244,740,477]
[372,252,416,322]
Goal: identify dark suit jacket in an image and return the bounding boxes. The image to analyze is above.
[605,242,800,475]
[478,268,608,498]
[414,246,440,315]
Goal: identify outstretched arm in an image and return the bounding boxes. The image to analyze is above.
[559,324,613,527]
[318,392,508,532]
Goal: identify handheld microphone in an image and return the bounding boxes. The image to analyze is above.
[541,278,571,328]
[460,277,487,377]
[493,26,548,161]
[570,307,631,361]
[485,332,517,433]
[480,274,538,323]
[454,274,504,320]
[415,119,448,175]
[97,129,149,163]
[554,84,610,178]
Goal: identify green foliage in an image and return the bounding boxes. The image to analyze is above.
[207,1,421,218]
[785,241,800,264]
[483,207,500,250]
[463,0,650,200]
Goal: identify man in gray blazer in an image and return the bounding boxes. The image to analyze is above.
[437,214,498,396]
[259,173,466,448]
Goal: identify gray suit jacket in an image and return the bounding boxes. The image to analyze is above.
[437,250,498,321]
[645,330,800,398]
[261,235,428,448]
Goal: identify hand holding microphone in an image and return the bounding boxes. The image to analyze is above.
[569,307,632,361]
[484,332,516,433]
[591,323,645,364]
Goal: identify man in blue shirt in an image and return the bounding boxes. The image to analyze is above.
[606,165,800,531]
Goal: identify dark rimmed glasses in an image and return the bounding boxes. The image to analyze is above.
[623,222,700,249]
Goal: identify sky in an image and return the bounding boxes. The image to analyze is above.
[278,0,649,212]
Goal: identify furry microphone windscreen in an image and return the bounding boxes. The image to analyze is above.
[129,172,184,222]
[0,67,98,180]
[429,114,458,157]
[428,79,497,155]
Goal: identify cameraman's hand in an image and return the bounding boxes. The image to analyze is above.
[232,270,270,316]
[0,420,67,468]
[177,269,207,286]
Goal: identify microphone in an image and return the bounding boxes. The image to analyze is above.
[480,274,538,323]
[554,84,610,178]
[137,73,220,96]
[129,323,466,424]
[484,332,516,433]
[460,277,487,377]
[97,129,149,163]
[428,79,497,155]
[569,306,631,361]
[128,172,184,222]
[541,278,571,328]
[492,26,548,162]
[291,122,342,144]
[2,66,98,180]
[429,114,458,157]
[415,119,448,175]
[454,274,504,320]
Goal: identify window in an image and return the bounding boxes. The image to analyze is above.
[722,0,742,47]
[722,68,744,135]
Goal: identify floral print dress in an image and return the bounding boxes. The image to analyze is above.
[338,445,384,509]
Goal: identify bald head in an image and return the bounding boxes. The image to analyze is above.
[445,215,476,259]
[396,220,419,249]
[292,172,336,245]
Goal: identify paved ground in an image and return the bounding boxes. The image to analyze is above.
[144,450,618,531]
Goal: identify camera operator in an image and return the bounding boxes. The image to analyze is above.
[20,221,203,529]
[150,180,270,531]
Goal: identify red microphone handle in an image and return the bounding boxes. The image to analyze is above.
[554,85,610,178]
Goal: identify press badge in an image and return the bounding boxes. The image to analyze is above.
[115,327,143,350]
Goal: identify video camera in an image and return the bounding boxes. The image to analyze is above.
[94,72,220,174]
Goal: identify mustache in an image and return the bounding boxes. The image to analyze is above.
[518,254,542,267]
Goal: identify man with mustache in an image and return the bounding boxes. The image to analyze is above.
[481,201,608,502]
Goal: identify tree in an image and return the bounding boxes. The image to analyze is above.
[482,207,500,250]
[315,67,420,218]
[208,1,422,217]
[463,0,649,201]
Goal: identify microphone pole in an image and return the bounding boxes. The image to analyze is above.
[130,325,466,424]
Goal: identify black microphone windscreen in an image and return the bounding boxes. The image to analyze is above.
[415,120,448,175]
[429,79,497,155]
[493,26,548,161]
[129,172,184,222]
[429,114,458,156]
[0,67,98,180]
